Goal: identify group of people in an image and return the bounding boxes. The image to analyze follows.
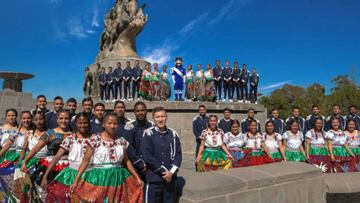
[85,57,260,103]
[0,95,182,203]
[193,104,360,173]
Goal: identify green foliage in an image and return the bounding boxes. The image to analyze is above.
[259,75,360,118]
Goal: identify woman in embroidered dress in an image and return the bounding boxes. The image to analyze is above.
[150,63,161,101]
[40,113,91,202]
[185,64,195,101]
[204,64,217,102]
[223,119,250,167]
[344,119,360,171]
[159,65,171,101]
[21,109,71,202]
[194,64,205,102]
[11,111,48,202]
[326,117,356,173]
[263,120,286,162]
[196,115,233,172]
[0,111,32,172]
[282,120,306,162]
[305,117,332,173]
[139,63,152,100]
[0,109,18,163]
[71,113,143,202]
[241,120,273,166]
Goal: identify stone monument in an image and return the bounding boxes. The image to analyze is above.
[86,0,149,98]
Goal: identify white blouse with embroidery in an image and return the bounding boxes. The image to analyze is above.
[200,129,224,148]
[245,132,264,150]
[282,131,304,150]
[223,132,247,148]
[345,130,360,147]
[87,134,129,165]
[305,129,326,146]
[325,129,348,146]
[61,134,89,169]
[263,133,282,153]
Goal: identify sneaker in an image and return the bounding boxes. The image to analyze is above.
[255,101,258,104]
[112,99,116,102]
[222,99,226,102]
[229,99,233,102]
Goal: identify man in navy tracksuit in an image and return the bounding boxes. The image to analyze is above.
[132,60,143,100]
[266,109,286,134]
[213,60,223,101]
[123,61,133,100]
[141,107,182,203]
[89,103,105,134]
[113,62,123,100]
[222,60,233,102]
[285,106,306,134]
[192,105,208,163]
[305,105,325,131]
[45,96,64,129]
[105,67,115,101]
[218,108,233,133]
[325,104,346,131]
[249,68,260,104]
[98,67,107,101]
[346,105,360,130]
[241,108,261,133]
[240,64,250,103]
[232,62,241,101]
[121,102,154,173]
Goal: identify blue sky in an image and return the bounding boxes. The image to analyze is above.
[0,0,359,100]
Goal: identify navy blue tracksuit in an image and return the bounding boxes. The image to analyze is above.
[113,67,123,99]
[324,114,346,131]
[346,113,360,130]
[141,127,182,203]
[132,66,143,99]
[45,110,58,129]
[222,66,233,100]
[240,68,249,100]
[305,114,325,131]
[192,115,208,157]
[285,116,306,134]
[249,73,259,103]
[121,120,154,172]
[213,66,223,100]
[90,118,104,134]
[106,71,114,100]
[232,68,241,100]
[99,72,107,101]
[241,117,261,133]
[123,66,133,99]
[218,118,233,134]
[266,117,286,134]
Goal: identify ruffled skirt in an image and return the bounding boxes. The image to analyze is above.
[73,166,143,203]
[197,148,232,172]
[307,146,332,173]
[332,147,356,173]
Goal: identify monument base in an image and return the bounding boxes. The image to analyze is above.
[88,57,149,72]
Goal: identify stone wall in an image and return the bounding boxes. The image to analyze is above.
[0,90,36,124]
[178,162,326,203]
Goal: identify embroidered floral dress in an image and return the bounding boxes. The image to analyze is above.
[282,130,306,162]
[345,130,360,171]
[305,129,332,173]
[263,132,284,161]
[223,132,249,167]
[197,129,232,172]
[73,134,143,203]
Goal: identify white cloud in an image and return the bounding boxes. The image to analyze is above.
[260,80,293,91]
[141,0,251,65]
[208,0,249,26]
[180,12,209,36]
[67,18,89,38]
[91,8,100,28]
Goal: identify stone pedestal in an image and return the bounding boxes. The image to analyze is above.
[87,57,150,98]
[0,72,34,92]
